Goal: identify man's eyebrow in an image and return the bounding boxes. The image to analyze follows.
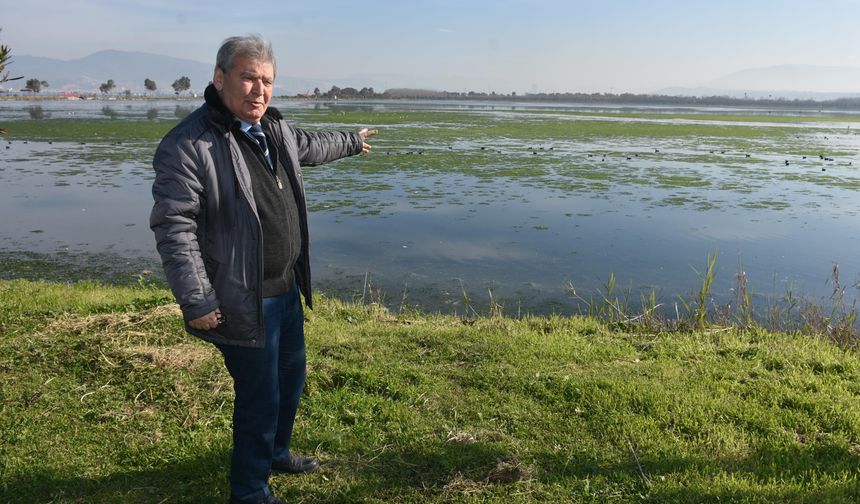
[239,70,273,79]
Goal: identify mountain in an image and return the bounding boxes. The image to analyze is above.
[656,64,860,99]
[8,50,215,94]
[710,64,860,94]
[19,51,860,100]
[6,50,420,96]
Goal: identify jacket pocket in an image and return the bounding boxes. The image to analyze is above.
[211,305,259,343]
[211,266,260,343]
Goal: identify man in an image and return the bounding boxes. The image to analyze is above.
[150,35,377,504]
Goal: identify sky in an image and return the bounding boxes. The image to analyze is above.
[3,0,860,94]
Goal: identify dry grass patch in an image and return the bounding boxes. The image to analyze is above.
[39,303,182,338]
[485,459,533,484]
[125,343,217,370]
[446,431,477,445]
[443,472,487,495]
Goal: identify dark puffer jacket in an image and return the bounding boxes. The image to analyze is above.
[150,84,363,347]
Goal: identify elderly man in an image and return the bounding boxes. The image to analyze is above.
[151,35,376,504]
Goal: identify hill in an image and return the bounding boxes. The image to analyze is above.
[658,64,860,100]
[710,64,860,94]
[6,50,392,96]
[8,50,215,95]
[12,50,860,101]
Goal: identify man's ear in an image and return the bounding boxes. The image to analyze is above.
[213,67,224,91]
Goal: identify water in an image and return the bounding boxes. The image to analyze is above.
[1,98,859,315]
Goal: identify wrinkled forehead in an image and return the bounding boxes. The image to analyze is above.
[221,51,275,77]
[222,57,276,81]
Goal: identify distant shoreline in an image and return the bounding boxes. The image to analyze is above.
[0,94,202,102]
[4,91,860,111]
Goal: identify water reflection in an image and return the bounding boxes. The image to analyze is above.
[101,106,118,119]
[174,105,193,119]
[27,106,49,120]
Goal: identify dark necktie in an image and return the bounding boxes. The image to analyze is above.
[248,123,273,170]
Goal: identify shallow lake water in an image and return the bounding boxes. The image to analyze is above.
[2,98,859,316]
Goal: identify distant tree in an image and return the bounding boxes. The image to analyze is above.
[324,85,341,99]
[313,87,321,98]
[99,79,116,94]
[123,89,132,97]
[24,78,42,93]
[144,78,157,93]
[171,76,191,95]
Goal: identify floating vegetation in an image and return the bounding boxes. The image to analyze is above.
[740,200,791,210]
[655,175,712,188]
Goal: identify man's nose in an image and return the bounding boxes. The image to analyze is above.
[250,79,264,95]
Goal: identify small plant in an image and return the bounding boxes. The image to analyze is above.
[766,279,798,333]
[735,255,752,328]
[601,272,618,322]
[822,263,859,347]
[636,288,663,332]
[567,276,653,330]
[360,271,386,306]
[135,270,158,289]
[487,287,504,319]
[458,278,479,319]
[397,284,410,315]
[678,251,717,330]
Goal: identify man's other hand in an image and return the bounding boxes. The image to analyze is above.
[189,308,223,331]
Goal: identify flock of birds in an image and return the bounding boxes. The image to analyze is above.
[4,138,853,173]
[377,143,849,173]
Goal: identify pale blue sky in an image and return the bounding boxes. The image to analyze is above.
[3,0,859,93]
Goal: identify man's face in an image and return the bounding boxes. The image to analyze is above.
[213,55,274,124]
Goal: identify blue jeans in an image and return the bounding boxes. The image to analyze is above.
[216,285,307,502]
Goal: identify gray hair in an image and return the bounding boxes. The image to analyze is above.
[216,35,277,75]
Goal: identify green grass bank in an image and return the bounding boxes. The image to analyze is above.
[2,279,860,503]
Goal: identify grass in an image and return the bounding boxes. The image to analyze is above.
[548,111,860,124]
[5,107,841,144]
[3,118,174,142]
[2,278,860,503]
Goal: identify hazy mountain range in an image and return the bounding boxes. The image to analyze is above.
[5,50,400,96]
[7,50,216,94]
[7,50,860,99]
[658,64,860,100]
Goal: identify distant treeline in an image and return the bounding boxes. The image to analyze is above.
[295,85,860,110]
